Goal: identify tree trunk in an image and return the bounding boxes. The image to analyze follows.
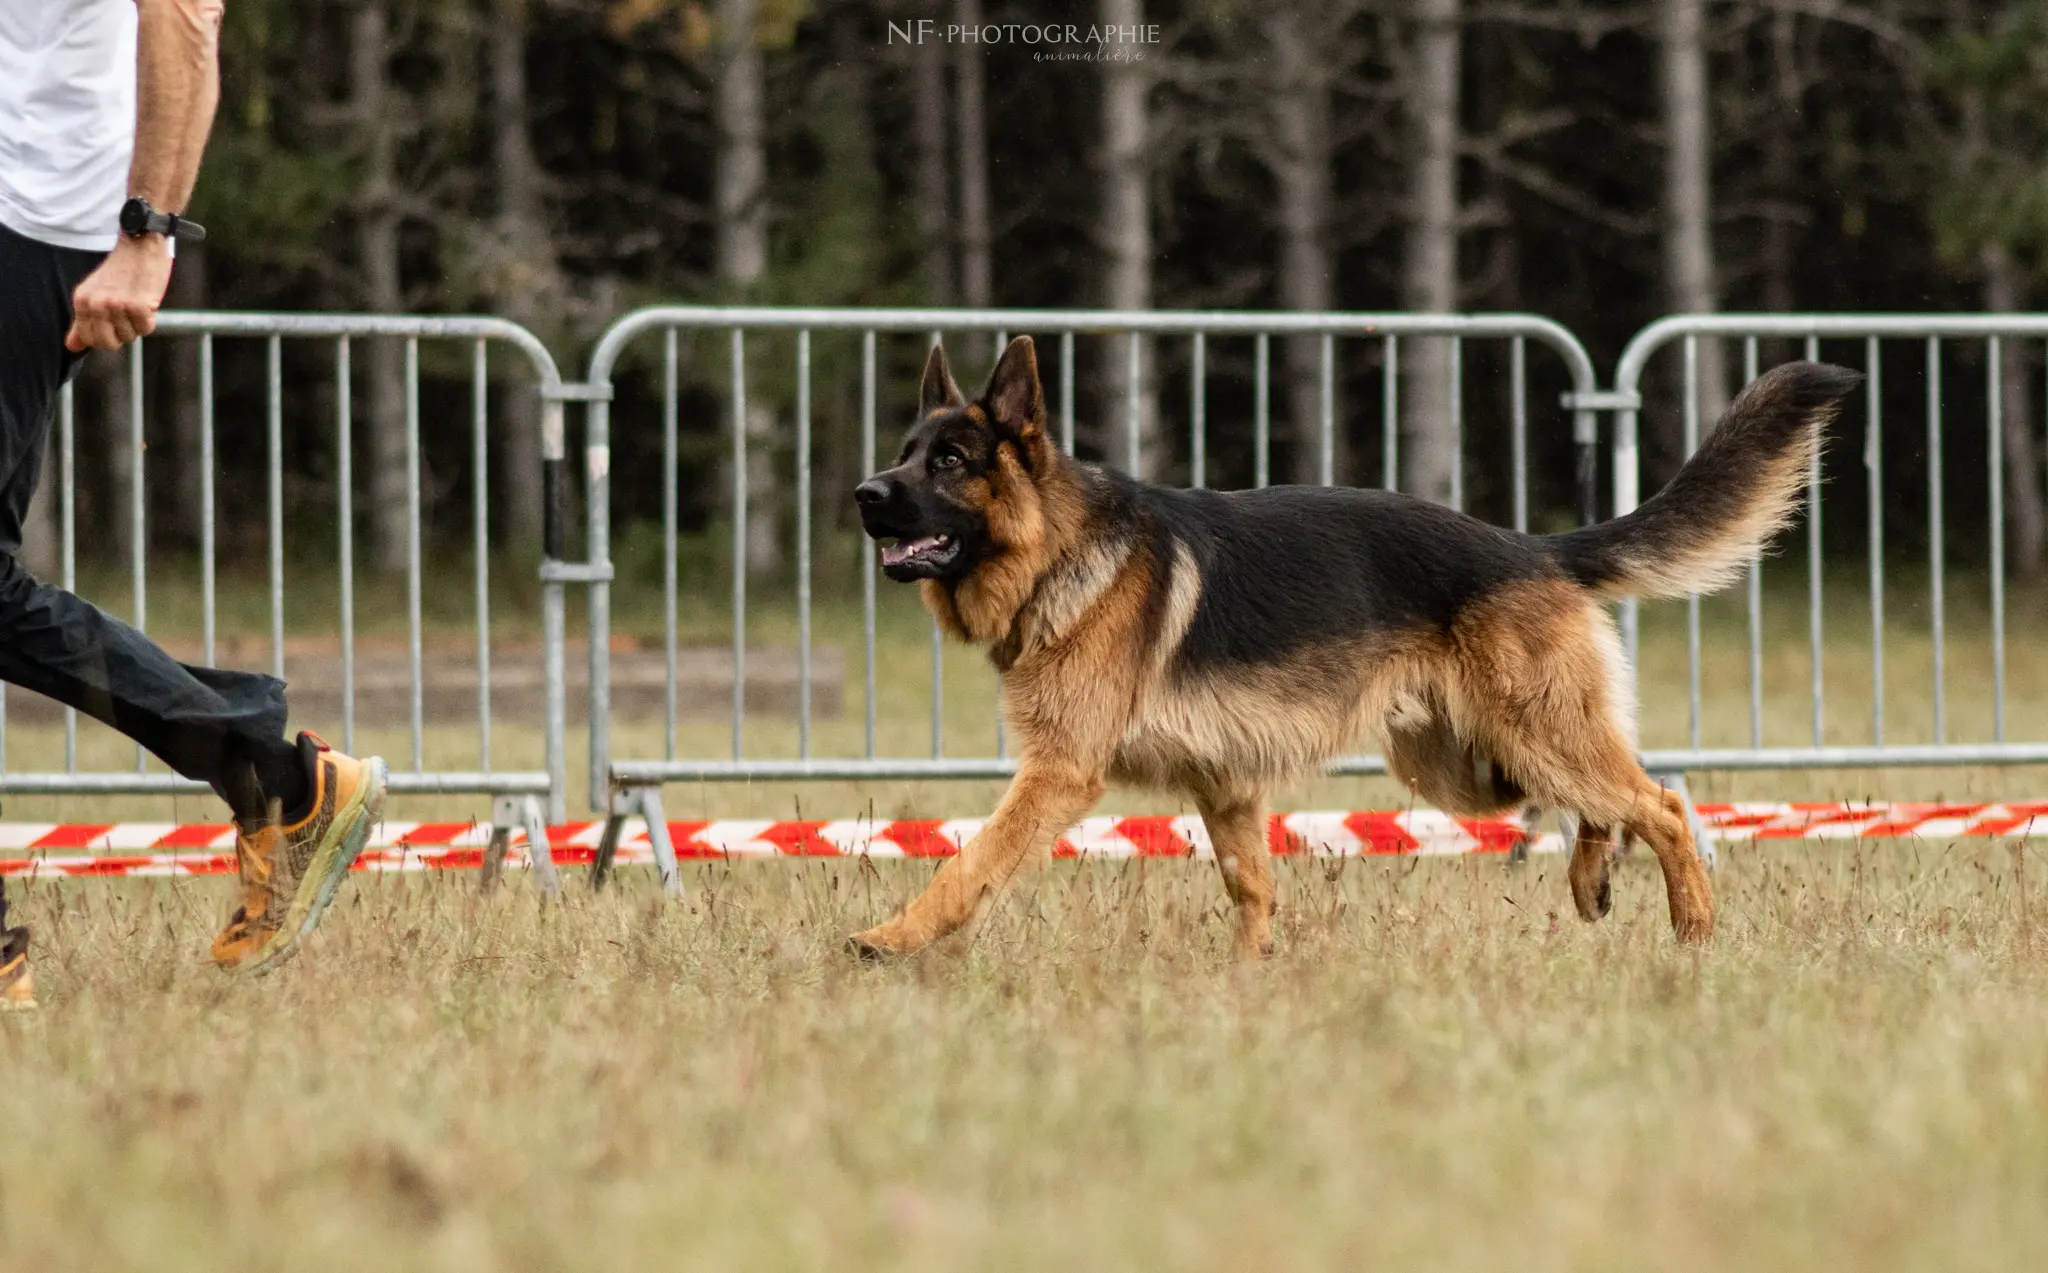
[715,0,778,576]
[1401,0,1460,506]
[911,27,954,304]
[352,0,408,576]
[1100,0,1162,478]
[954,0,990,307]
[1660,0,1727,456]
[1760,10,1797,316]
[1272,6,1340,487]
[486,0,556,558]
[1985,244,2046,580]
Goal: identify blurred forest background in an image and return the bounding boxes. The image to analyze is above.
[33,0,2048,592]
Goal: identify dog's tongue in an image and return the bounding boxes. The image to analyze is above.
[883,536,943,567]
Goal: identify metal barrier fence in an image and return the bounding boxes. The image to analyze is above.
[576,307,1604,885]
[24,306,2048,893]
[8,313,569,892]
[1615,315,2048,775]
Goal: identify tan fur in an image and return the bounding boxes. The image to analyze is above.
[851,343,1722,961]
[1588,436,1815,600]
[1582,370,1844,601]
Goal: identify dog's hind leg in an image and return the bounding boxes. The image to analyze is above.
[1457,590,1712,943]
[1568,819,1616,922]
[850,759,1104,958]
[1194,786,1276,959]
[1618,776,1713,942]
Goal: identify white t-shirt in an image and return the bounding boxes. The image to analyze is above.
[0,0,138,251]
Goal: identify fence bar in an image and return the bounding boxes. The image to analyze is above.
[577,306,1607,795]
[796,329,813,759]
[1683,337,1701,750]
[731,329,747,760]
[1510,337,1528,532]
[268,336,285,681]
[1806,333,1822,748]
[1382,335,1398,492]
[610,740,2048,788]
[861,331,878,758]
[129,340,145,772]
[200,336,217,668]
[0,771,549,796]
[405,337,424,773]
[1124,331,1142,474]
[1928,337,1945,743]
[1448,337,1464,511]
[1254,334,1270,488]
[1059,331,1075,454]
[663,328,679,760]
[1319,332,1335,486]
[1743,338,1762,747]
[1865,337,1884,745]
[930,616,944,758]
[337,339,355,754]
[928,332,943,758]
[56,311,573,819]
[59,382,76,772]
[1988,337,2006,742]
[1190,332,1206,489]
[472,339,492,769]
[992,330,1007,759]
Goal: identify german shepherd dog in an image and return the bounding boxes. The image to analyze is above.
[851,336,1858,958]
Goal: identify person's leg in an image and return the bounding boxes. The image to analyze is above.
[0,222,382,981]
[0,223,307,818]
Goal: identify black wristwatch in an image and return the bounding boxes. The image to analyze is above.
[119,196,206,243]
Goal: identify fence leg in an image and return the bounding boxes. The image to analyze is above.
[520,795,563,898]
[592,796,628,892]
[1510,804,1537,865]
[1652,770,1714,870]
[481,797,514,891]
[590,788,686,901]
[636,787,684,900]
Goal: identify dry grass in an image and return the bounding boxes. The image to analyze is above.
[0,841,2045,1272]
[2,566,2048,1268]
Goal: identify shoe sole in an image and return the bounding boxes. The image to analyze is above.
[236,757,389,978]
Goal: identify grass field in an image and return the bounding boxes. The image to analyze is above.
[1,842,2045,1271]
[2,562,2047,1268]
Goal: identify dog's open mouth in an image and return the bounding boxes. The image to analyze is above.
[880,534,956,569]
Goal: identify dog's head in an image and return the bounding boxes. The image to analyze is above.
[856,335,1055,583]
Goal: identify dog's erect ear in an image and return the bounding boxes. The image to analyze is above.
[921,343,965,415]
[980,336,1046,442]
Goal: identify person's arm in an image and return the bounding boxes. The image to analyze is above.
[65,0,226,353]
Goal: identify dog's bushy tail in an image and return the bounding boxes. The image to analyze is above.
[1547,361,1861,601]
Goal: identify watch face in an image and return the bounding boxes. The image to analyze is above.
[119,198,149,235]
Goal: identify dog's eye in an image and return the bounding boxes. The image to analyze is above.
[932,448,963,470]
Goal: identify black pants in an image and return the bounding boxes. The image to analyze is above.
[0,223,295,926]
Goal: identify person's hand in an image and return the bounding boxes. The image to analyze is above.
[65,235,175,352]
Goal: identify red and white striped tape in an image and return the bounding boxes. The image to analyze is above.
[0,801,2041,878]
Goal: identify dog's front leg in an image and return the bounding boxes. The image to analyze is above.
[851,760,1104,957]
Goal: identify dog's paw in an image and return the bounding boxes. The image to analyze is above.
[1671,907,1714,945]
[1569,868,1612,923]
[847,926,908,962]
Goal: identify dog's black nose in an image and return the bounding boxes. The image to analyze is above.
[854,478,891,507]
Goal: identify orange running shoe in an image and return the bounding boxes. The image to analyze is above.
[0,926,34,1011]
[211,733,387,975]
